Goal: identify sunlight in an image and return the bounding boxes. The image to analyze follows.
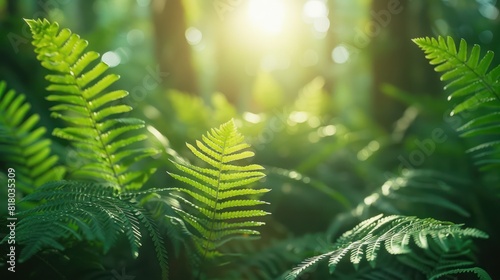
[303,0,330,34]
[243,111,262,123]
[247,0,287,35]
[303,0,328,19]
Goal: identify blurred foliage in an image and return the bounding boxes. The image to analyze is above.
[0,0,500,279]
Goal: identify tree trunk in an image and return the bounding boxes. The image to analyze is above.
[151,0,198,94]
[370,0,441,129]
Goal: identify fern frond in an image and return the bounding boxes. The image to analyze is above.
[25,18,158,190]
[413,36,500,113]
[218,234,328,280]
[2,180,169,279]
[355,170,470,218]
[397,237,492,280]
[429,267,491,280]
[332,251,421,280]
[286,214,488,280]
[0,81,65,193]
[413,36,500,170]
[293,76,329,116]
[168,120,270,260]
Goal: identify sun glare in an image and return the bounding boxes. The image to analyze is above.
[303,0,328,19]
[247,0,287,35]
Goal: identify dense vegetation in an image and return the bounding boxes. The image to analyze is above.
[0,1,499,279]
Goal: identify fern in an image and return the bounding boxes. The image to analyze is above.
[430,268,491,280]
[326,170,471,241]
[219,234,328,280]
[398,238,491,280]
[15,18,171,279]
[355,170,470,218]
[413,36,500,170]
[332,252,421,280]
[4,180,169,279]
[25,18,158,190]
[168,119,270,261]
[0,81,65,193]
[286,214,489,280]
[328,243,489,280]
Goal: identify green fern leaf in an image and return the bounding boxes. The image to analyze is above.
[216,233,327,280]
[395,237,492,280]
[413,36,500,113]
[429,267,492,280]
[413,36,500,170]
[0,81,65,193]
[25,18,158,190]
[2,180,169,279]
[168,120,270,260]
[353,170,471,220]
[286,214,488,280]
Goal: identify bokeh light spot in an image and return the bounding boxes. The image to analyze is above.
[434,19,449,34]
[127,29,145,45]
[479,3,499,20]
[281,183,292,193]
[289,111,309,123]
[303,0,328,19]
[332,45,350,64]
[322,125,336,136]
[313,17,330,33]
[479,30,493,43]
[144,105,161,119]
[368,140,380,151]
[243,112,262,123]
[185,27,202,45]
[364,193,379,205]
[102,51,121,67]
